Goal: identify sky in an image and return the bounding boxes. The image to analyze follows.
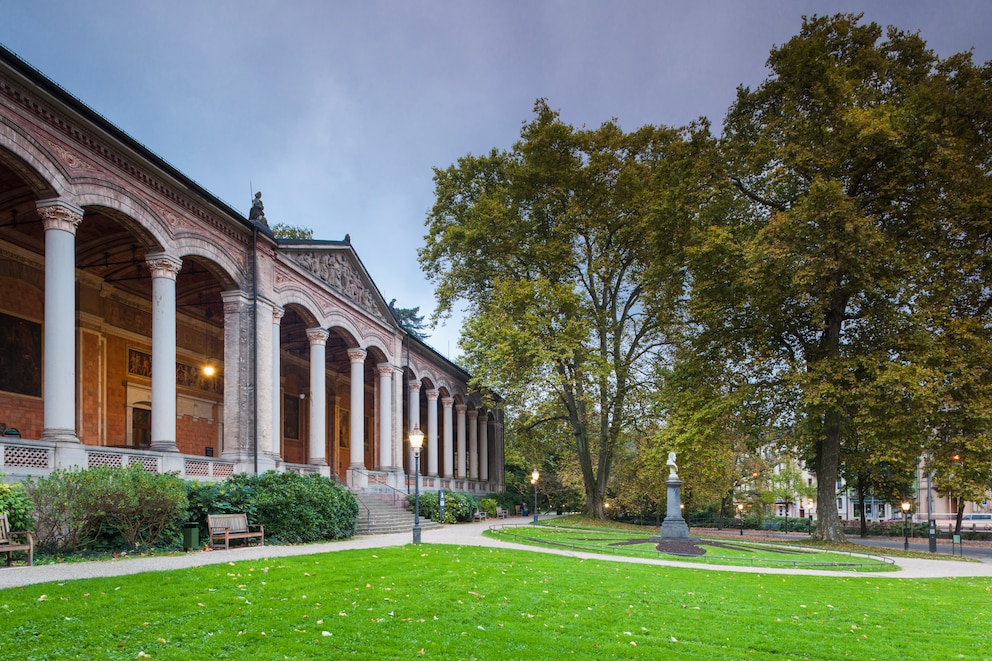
[2,1,990,360]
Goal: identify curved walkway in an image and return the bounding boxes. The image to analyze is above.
[2,520,991,590]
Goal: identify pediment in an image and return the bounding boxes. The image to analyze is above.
[281,246,390,323]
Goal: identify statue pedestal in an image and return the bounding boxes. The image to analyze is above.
[660,475,696,540]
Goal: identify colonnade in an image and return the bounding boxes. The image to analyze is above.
[32,195,501,490]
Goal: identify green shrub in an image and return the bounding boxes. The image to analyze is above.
[185,479,256,543]
[409,490,479,523]
[227,471,358,543]
[25,466,187,553]
[0,479,34,531]
[480,497,498,518]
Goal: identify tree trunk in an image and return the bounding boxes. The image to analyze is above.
[811,294,848,543]
[813,409,847,542]
[858,480,868,538]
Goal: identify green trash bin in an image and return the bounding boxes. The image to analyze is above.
[182,523,199,550]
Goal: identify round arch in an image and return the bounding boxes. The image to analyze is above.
[0,126,71,198]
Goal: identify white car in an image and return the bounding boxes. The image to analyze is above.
[961,513,992,530]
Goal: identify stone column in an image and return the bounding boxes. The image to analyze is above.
[442,397,454,478]
[38,201,83,443]
[468,409,478,480]
[479,411,489,482]
[426,389,439,477]
[307,328,328,466]
[456,404,467,479]
[376,363,393,470]
[221,291,252,457]
[391,366,404,471]
[146,252,182,452]
[254,300,274,457]
[348,348,366,468]
[271,307,284,456]
[407,380,421,471]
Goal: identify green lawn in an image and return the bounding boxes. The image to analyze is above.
[487,524,897,571]
[1,544,990,660]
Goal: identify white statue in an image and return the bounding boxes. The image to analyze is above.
[667,451,678,478]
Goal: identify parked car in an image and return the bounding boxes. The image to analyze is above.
[961,513,992,530]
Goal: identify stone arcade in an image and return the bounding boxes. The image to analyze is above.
[0,46,504,502]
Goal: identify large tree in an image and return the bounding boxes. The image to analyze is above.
[420,101,707,516]
[687,14,988,541]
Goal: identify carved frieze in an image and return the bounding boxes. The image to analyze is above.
[284,250,384,321]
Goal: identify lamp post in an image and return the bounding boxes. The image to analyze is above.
[531,469,539,524]
[737,503,744,536]
[410,425,424,544]
[901,501,911,551]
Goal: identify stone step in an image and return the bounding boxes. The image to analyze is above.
[354,495,441,535]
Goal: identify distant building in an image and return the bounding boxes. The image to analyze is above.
[0,45,503,497]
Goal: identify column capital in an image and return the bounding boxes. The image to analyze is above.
[37,199,83,234]
[441,396,454,408]
[348,347,367,363]
[408,380,421,393]
[467,409,478,421]
[376,362,394,378]
[145,253,183,280]
[455,403,467,414]
[272,306,285,322]
[306,327,330,346]
[426,388,439,401]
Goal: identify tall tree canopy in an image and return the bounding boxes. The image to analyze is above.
[684,13,992,541]
[420,101,708,516]
[388,300,430,340]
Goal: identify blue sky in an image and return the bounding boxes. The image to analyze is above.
[2,1,990,358]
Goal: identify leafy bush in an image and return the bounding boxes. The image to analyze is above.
[0,479,34,531]
[227,471,358,543]
[185,479,256,543]
[25,466,187,553]
[480,497,498,518]
[408,490,479,523]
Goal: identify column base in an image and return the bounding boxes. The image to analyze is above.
[41,428,79,443]
[149,441,179,452]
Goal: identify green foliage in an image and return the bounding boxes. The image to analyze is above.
[25,466,187,552]
[227,471,358,543]
[185,479,256,541]
[422,100,707,517]
[389,300,430,340]
[0,479,34,531]
[270,223,314,240]
[479,497,498,518]
[409,490,479,523]
[678,13,992,541]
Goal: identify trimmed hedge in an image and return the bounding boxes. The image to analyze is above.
[211,471,358,544]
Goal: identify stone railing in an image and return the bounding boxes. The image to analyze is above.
[0,438,236,481]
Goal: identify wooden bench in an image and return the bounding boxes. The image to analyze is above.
[1,513,33,567]
[495,506,509,519]
[207,513,264,550]
[473,510,488,522]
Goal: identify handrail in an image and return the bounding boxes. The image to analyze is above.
[349,468,409,506]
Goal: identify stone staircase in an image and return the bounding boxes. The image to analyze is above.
[354,493,442,535]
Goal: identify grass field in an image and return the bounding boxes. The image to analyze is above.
[2,543,990,660]
[487,524,897,571]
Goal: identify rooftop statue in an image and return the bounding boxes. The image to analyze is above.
[249,191,267,225]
